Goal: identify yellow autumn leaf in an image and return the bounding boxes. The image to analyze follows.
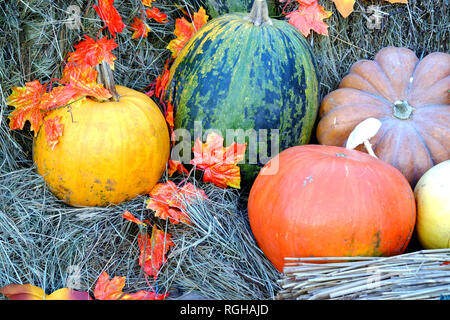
[332,0,355,18]
[333,0,408,18]
[0,284,90,300]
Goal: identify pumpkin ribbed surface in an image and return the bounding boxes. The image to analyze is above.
[33,86,170,207]
[317,47,450,186]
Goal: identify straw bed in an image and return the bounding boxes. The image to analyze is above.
[277,249,450,300]
[0,166,280,299]
[158,182,281,299]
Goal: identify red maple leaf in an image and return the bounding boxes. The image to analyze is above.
[61,62,112,101]
[7,81,78,140]
[40,85,79,111]
[166,17,194,58]
[285,0,332,37]
[93,271,168,300]
[155,65,170,99]
[168,159,188,177]
[68,35,118,68]
[93,0,126,38]
[122,210,147,226]
[145,59,170,101]
[146,181,191,224]
[62,61,97,84]
[121,210,176,279]
[143,60,175,142]
[191,132,247,189]
[130,17,151,39]
[138,226,174,279]
[167,7,209,58]
[146,181,207,224]
[146,7,168,23]
[7,80,47,134]
[165,101,176,142]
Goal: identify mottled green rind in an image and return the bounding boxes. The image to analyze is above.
[200,0,278,18]
[167,13,319,184]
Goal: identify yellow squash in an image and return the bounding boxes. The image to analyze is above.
[414,160,450,249]
[33,86,170,207]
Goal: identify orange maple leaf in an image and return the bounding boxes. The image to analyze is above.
[191,132,247,189]
[68,35,118,69]
[286,0,332,37]
[165,101,176,142]
[144,59,170,101]
[146,181,207,224]
[146,7,168,23]
[39,85,79,111]
[167,7,209,58]
[144,60,175,142]
[167,17,194,58]
[130,17,151,39]
[62,37,117,101]
[93,0,126,37]
[122,210,147,226]
[333,0,407,18]
[61,61,112,101]
[192,6,209,31]
[7,80,47,134]
[121,210,175,276]
[71,82,112,102]
[0,284,91,300]
[93,271,168,300]
[146,182,189,224]
[7,81,78,139]
[62,61,97,84]
[44,116,64,150]
[155,64,170,99]
[138,225,174,279]
[7,79,109,149]
[168,159,188,177]
[8,32,118,150]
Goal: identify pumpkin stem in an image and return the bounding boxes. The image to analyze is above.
[96,61,120,102]
[246,0,272,26]
[393,100,414,120]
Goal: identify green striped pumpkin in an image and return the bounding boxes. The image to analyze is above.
[167,0,319,183]
[199,0,278,18]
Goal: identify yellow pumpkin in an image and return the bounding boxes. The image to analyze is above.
[414,160,450,249]
[33,85,170,207]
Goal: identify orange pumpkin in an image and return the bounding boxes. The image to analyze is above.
[33,85,170,207]
[317,47,450,186]
[248,145,416,272]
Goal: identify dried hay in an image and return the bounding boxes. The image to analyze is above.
[0,168,280,299]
